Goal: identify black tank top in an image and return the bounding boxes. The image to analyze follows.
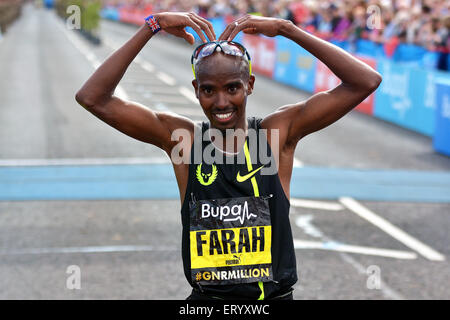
[180,117,297,299]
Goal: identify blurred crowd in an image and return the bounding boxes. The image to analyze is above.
[104,0,450,53]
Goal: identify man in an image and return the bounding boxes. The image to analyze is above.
[75,12,381,300]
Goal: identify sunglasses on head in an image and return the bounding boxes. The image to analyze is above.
[191,41,252,79]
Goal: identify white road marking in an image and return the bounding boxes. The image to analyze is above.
[58,20,129,101]
[115,86,129,101]
[0,245,178,255]
[295,215,324,238]
[178,86,198,104]
[137,60,156,73]
[168,106,205,117]
[338,251,406,300]
[0,157,171,166]
[151,96,193,104]
[156,72,177,86]
[293,239,417,260]
[293,157,304,167]
[340,197,446,261]
[291,198,344,211]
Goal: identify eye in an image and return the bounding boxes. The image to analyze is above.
[227,83,241,94]
[202,87,213,95]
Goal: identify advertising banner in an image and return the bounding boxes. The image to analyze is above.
[274,36,316,93]
[433,78,450,156]
[374,59,443,136]
[119,6,152,26]
[315,55,377,115]
[242,34,276,78]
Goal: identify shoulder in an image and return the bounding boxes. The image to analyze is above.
[259,103,306,150]
[156,111,199,151]
[260,103,305,130]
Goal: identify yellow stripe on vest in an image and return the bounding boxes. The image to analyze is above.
[243,140,259,197]
[243,140,265,300]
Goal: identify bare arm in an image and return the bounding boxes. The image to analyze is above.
[75,12,215,152]
[220,16,382,147]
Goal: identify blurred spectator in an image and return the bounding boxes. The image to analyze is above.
[104,0,450,63]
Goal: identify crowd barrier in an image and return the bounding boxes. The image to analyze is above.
[101,8,450,157]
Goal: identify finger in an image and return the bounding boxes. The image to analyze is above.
[170,28,195,45]
[191,15,215,42]
[181,30,196,45]
[187,19,208,43]
[191,13,216,41]
[218,24,232,41]
[227,21,250,41]
[219,15,250,40]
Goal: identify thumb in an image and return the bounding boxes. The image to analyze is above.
[243,27,258,34]
[179,29,195,45]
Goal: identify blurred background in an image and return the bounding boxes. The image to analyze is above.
[0,0,449,299]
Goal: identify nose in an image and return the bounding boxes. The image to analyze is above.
[214,91,230,110]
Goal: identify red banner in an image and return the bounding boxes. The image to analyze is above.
[242,34,276,78]
[119,5,153,26]
[314,55,377,115]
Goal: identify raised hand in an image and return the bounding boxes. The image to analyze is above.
[154,12,216,44]
[219,15,286,41]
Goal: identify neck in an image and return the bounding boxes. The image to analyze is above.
[209,117,248,154]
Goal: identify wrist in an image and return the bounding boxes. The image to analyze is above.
[145,14,162,34]
[278,19,295,37]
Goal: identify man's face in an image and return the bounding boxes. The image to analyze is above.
[192,52,255,131]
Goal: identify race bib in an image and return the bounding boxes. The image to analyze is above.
[189,195,273,286]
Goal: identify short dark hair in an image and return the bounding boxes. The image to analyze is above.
[194,51,250,81]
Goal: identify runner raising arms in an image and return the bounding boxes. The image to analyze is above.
[75,12,381,300]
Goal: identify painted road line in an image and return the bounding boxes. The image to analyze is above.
[135,95,192,104]
[291,166,450,203]
[134,56,156,73]
[179,86,198,104]
[0,245,178,255]
[2,165,450,202]
[0,241,415,260]
[340,197,446,261]
[169,106,206,117]
[58,18,129,101]
[0,164,178,201]
[338,251,405,300]
[293,239,418,260]
[115,86,129,101]
[291,198,344,211]
[293,157,303,168]
[156,72,177,86]
[0,157,171,166]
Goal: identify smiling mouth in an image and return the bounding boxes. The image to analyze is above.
[213,111,235,122]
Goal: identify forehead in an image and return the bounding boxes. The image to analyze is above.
[195,52,247,82]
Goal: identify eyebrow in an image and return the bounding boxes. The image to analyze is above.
[224,81,243,87]
[199,80,243,89]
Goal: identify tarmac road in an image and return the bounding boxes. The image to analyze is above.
[0,5,449,299]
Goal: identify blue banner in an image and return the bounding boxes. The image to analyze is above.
[101,7,120,21]
[274,36,316,93]
[187,17,242,44]
[374,58,445,136]
[433,78,450,156]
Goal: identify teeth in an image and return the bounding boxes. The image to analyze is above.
[216,112,232,119]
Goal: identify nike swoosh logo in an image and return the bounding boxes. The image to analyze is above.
[236,165,265,183]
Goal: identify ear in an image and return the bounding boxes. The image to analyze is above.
[246,75,255,95]
[192,79,199,99]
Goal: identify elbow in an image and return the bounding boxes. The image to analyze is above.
[365,71,382,93]
[75,89,106,110]
[75,90,95,109]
